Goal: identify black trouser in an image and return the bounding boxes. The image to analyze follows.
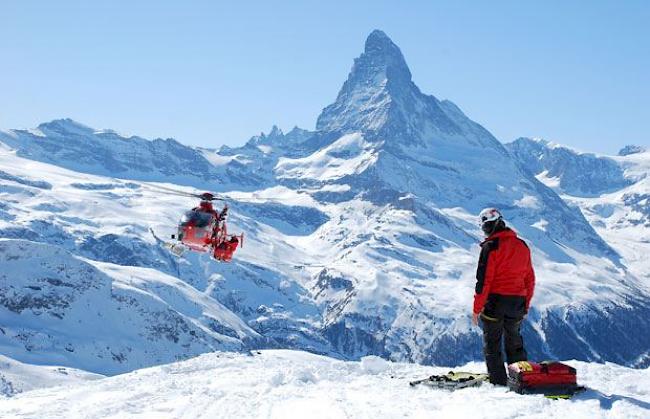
[480,294,528,386]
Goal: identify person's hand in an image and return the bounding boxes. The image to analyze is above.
[472,312,480,326]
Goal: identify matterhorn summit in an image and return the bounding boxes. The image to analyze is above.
[316,30,417,133]
[316,30,495,151]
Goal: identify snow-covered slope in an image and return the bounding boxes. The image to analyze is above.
[0,150,328,374]
[571,152,650,285]
[0,238,260,375]
[0,354,102,397]
[1,350,649,419]
[507,138,633,196]
[507,138,650,286]
[1,30,650,380]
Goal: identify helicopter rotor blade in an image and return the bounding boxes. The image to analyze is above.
[139,183,226,201]
[139,182,291,203]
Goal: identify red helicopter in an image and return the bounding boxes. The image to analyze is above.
[168,192,244,262]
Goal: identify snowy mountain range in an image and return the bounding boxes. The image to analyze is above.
[1,30,649,395]
[507,138,633,196]
[507,137,650,284]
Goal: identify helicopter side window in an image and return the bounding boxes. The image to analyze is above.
[180,210,213,228]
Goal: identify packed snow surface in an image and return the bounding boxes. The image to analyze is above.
[0,350,648,419]
[0,355,102,397]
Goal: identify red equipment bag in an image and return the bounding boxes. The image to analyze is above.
[508,361,579,395]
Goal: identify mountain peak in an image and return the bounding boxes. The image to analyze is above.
[366,29,390,43]
[364,30,410,69]
[316,30,414,133]
[618,144,646,156]
[38,118,95,136]
[315,30,471,141]
[268,125,283,138]
[357,29,412,87]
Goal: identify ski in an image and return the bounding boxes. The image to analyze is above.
[540,386,588,399]
[409,371,489,390]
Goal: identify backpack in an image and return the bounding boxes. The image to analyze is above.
[508,361,582,397]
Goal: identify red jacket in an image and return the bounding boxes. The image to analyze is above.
[473,228,535,314]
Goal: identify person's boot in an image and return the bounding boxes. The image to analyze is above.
[485,354,508,386]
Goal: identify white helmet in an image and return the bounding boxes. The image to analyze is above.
[478,207,502,226]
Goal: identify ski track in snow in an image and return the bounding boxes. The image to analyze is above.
[0,350,648,419]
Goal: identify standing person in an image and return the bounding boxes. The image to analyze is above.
[473,208,535,385]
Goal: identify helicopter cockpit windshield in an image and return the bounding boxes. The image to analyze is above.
[180,210,213,228]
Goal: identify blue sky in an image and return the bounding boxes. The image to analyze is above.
[1,1,648,154]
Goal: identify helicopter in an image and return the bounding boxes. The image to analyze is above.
[144,184,244,262]
[143,183,327,268]
[170,192,243,262]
